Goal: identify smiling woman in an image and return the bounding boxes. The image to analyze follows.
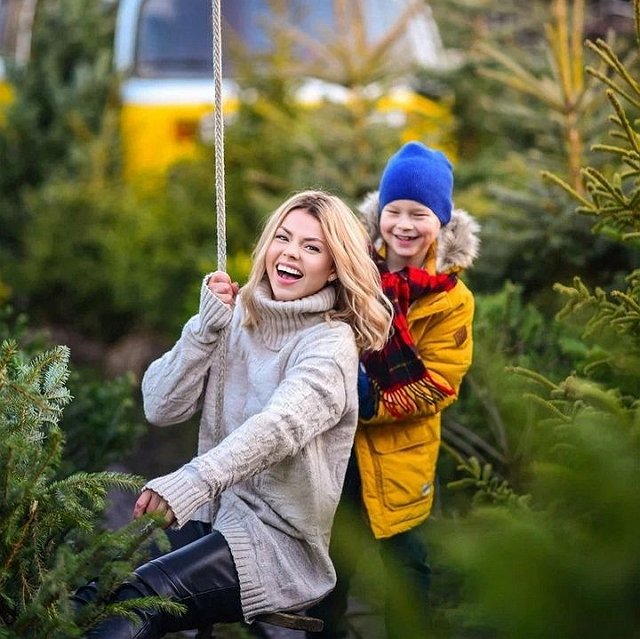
[73,189,393,638]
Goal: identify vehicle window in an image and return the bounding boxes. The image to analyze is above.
[133,0,421,79]
[222,0,402,62]
[223,0,334,59]
[135,0,213,78]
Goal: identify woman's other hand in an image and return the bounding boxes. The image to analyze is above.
[133,489,176,528]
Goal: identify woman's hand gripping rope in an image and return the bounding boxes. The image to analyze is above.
[207,271,239,306]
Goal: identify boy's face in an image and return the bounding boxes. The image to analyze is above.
[379,199,441,271]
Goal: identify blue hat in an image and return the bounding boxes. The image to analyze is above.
[378,142,453,226]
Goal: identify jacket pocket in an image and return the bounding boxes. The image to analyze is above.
[369,421,439,511]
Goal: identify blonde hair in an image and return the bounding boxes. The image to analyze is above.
[241,190,392,352]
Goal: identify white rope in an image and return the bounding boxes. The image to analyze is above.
[210,0,227,464]
[211,0,227,271]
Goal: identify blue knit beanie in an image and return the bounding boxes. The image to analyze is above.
[378,141,453,226]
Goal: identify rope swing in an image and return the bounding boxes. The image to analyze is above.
[211,0,226,272]
[209,0,227,455]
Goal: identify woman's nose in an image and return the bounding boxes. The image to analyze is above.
[283,245,299,258]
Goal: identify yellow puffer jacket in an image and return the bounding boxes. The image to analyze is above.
[355,193,479,539]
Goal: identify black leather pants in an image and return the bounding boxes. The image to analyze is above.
[75,522,243,639]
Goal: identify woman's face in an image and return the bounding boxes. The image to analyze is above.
[265,207,336,301]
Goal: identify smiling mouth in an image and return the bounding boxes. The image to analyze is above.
[395,234,417,242]
[276,264,303,280]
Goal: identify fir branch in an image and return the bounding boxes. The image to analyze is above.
[0,499,39,594]
[41,346,71,394]
[0,340,20,377]
[506,366,558,390]
[475,41,560,106]
[606,90,640,155]
[523,392,573,422]
[585,66,640,108]
[558,376,628,416]
[78,595,186,634]
[583,166,623,200]
[446,454,529,509]
[47,471,145,500]
[0,446,14,513]
[586,38,640,99]
[590,143,632,157]
[540,169,595,209]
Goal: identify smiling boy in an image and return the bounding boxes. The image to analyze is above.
[310,142,480,639]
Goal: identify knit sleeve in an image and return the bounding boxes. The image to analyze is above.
[141,278,233,427]
[152,325,359,527]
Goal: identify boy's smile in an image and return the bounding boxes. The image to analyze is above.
[379,199,442,271]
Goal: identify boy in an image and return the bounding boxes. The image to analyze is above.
[310,142,480,639]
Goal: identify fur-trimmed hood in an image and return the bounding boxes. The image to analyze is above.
[358,191,481,273]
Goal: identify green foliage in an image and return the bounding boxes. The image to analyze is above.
[60,370,144,476]
[0,337,179,637]
[0,0,119,279]
[430,3,640,637]
[445,453,531,509]
[0,0,118,187]
[542,33,640,241]
[441,282,583,494]
[432,380,640,639]
[0,306,143,476]
[429,0,638,301]
[552,271,640,395]
[14,173,220,339]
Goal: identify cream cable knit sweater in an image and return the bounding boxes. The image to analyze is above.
[141,279,359,621]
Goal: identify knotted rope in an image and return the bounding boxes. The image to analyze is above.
[211,0,226,271]
[209,0,227,462]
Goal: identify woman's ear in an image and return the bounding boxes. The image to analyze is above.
[327,272,337,282]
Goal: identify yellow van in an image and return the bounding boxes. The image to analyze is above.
[114,0,454,182]
[1,0,453,182]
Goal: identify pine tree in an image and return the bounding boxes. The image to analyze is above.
[436,0,639,492]
[0,0,120,302]
[429,0,637,299]
[430,2,640,637]
[0,339,181,638]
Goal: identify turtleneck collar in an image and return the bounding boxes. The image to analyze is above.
[246,280,337,349]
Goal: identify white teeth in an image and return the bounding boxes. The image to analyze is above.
[278,264,302,276]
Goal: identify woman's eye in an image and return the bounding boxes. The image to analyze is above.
[305,244,321,253]
[275,234,288,241]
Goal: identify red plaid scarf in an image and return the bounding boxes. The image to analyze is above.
[362,251,458,417]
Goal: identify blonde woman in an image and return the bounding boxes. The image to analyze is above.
[77,190,392,638]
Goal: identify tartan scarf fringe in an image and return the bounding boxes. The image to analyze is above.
[372,371,455,418]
